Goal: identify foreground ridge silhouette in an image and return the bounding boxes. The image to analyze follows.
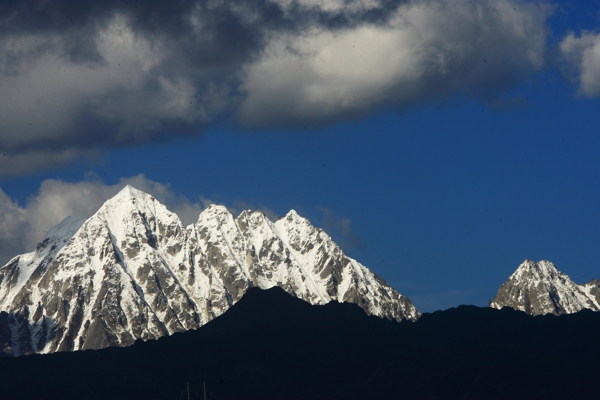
[1,286,599,400]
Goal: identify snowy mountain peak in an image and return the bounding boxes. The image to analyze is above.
[512,259,563,281]
[102,184,161,213]
[490,259,600,316]
[197,204,234,224]
[0,186,419,357]
[203,203,228,212]
[285,209,300,217]
[283,209,308,224]
[236,209,271,231]
[92,184,185,245]
[118,184,147,199]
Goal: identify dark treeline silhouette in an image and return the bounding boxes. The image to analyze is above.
[0,286,599,399]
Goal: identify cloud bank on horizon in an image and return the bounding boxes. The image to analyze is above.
[3,0,589,177]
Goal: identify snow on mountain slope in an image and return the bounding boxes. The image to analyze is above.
[579,278,600,309]
[0,216,86,308]
[0,186,419,356]
[489,259,600,316]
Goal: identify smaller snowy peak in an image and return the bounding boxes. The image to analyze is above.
[197,204,233,223]
[582,278,600,288]
[490,259,599,316]
[276,209,315,234]
[204,204,229,213]
[236,209,260,222]
[194,204,238,241]
[236,209,272,234]
[580,279,600,309]
[285,209,301,218]
[282,209,309,224]
[237,209,268,220]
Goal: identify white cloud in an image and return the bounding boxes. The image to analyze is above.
[0,14,223,150]
[238,0,549,128]
[560,31,600,97]
[0,0,550,176]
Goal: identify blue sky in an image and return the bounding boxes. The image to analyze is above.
[1,1,600,312]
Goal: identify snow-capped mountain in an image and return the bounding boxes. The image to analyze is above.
[489,259,600,316]
[0,185,419,356]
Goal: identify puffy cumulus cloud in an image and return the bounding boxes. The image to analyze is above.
[0,4,232,177]
[0,0,550,176]
[0,174,204,265]
[239,0,550,128]
[560,31,600,97]
[0,0,255,177]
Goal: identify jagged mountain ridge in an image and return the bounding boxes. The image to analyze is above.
[0,185,419,356]
[489,259,600,316]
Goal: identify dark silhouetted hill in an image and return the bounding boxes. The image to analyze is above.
[1,286,599,399]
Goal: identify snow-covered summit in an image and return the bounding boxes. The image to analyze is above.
[490,259,600,316]
[0,186,419,357]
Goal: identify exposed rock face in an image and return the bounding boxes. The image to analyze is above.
[489,259,600,316]
[0,186,419,356]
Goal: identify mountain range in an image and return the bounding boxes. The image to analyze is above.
[2,187,600,397]
[0,185,419,356]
